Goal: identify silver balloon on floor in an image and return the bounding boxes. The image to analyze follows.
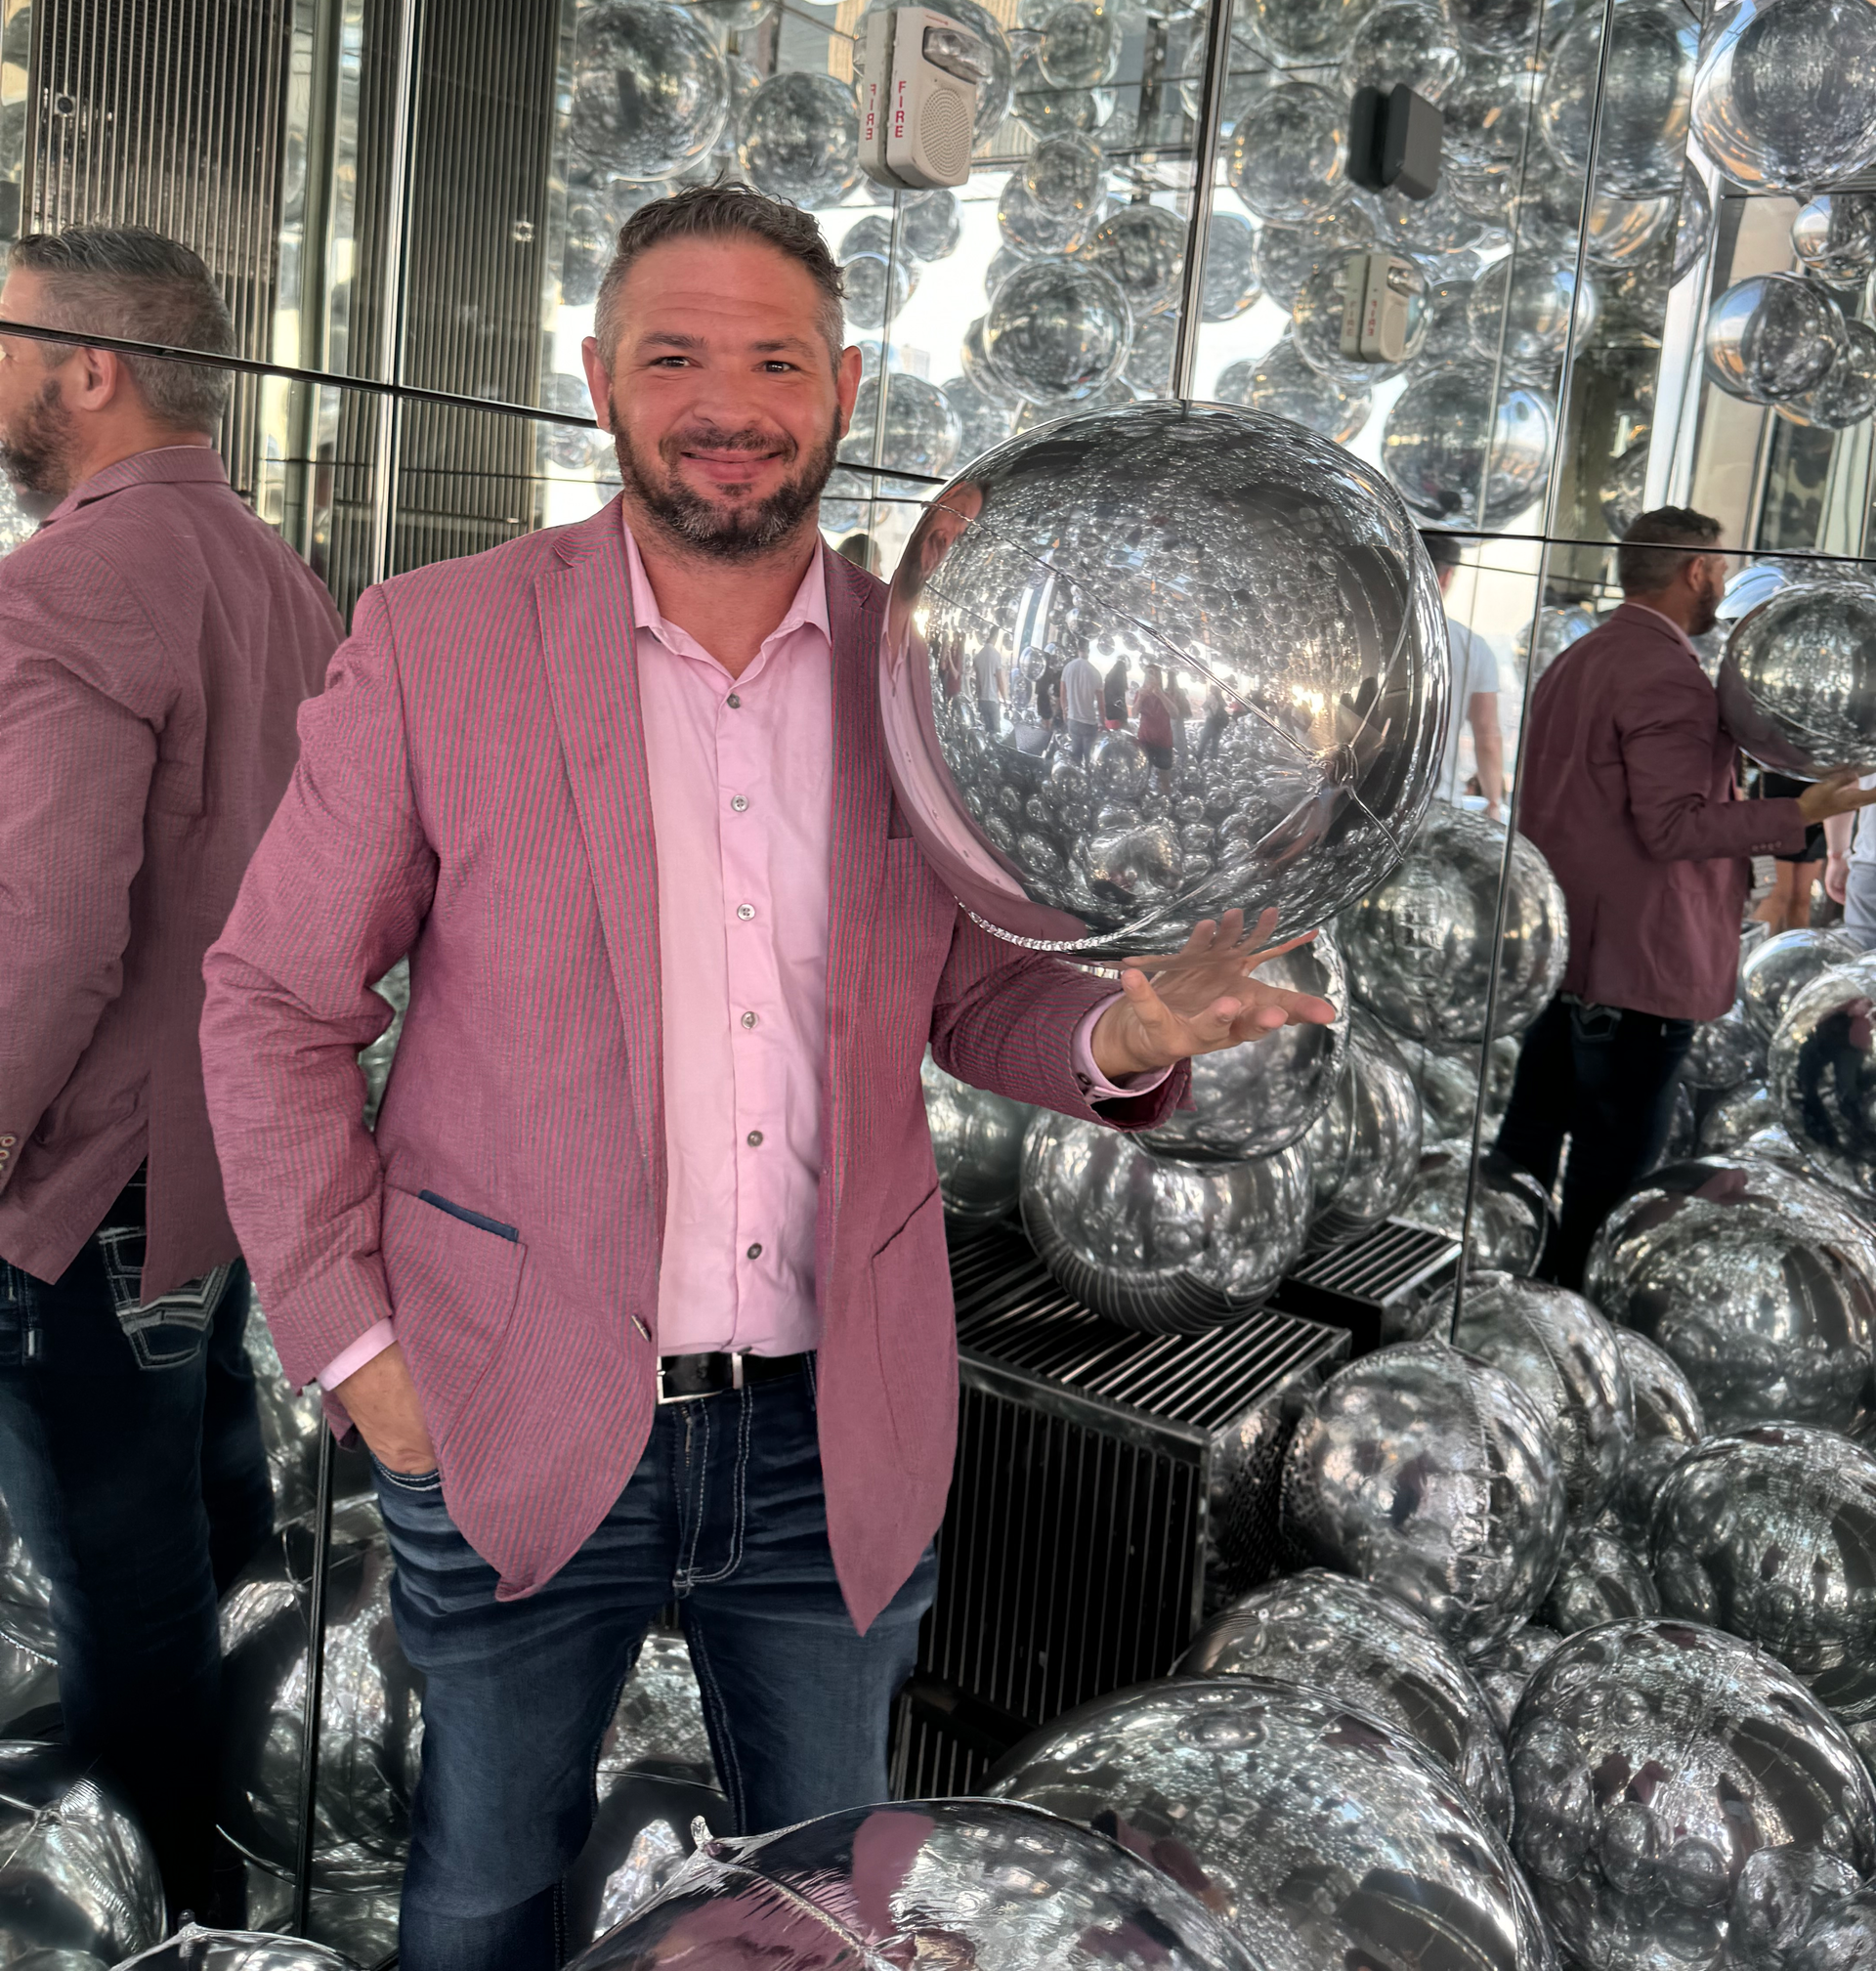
[1743,928,1865,1039]
[1781,1884,1876,1971]
[1280,1338,1568,1650]
[1401,1141,1553,1274]
[1720,581,1876,779]
[1392,1032,1519,1142]
[1682,999,1768,1089]
[115,1926,362,1971]
[1540,1523,1660,1634]
[0,1489,56,1728]
[1470,1623,1563,1735]
[1586,1154,1876,1435]
[1509,1619,1876,1971]
[1697,1077,1779,1154]
[1303,1011,1423,1249]
[1609,1327,1706,1539]
[570,1796,1266,1970]
[1176,1568,1513,1832]
[1771,951,1876,1191]
[987,1677,1554,1971]
[921,1054,1035,1223]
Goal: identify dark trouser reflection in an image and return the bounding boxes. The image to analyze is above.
[0,1167,272,1919]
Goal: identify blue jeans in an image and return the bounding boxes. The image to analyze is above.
[377,1357,937,1971]
[0,1179,271,1918]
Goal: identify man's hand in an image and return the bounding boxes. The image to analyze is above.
[1797,767,1876,825]
[1827,851,1851,906]
[333,1343,437,1476]
[1089,908,1339,1081]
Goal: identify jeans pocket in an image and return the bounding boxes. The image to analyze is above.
[370,1452,444,1494]
[109,1262,234,1371]
[0,1260,35,1368]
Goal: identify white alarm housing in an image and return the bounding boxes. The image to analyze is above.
[1337,250,1423,365]
[859,6,985,191]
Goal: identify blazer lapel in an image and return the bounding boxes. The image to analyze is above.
[534,506,665,1234]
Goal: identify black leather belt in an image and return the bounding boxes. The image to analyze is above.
[656,1350,811,1404]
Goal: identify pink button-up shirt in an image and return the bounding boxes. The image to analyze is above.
[319,521,1152,1387]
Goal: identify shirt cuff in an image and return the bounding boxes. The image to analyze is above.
[318,1318,397,1393]
[1072,997,1174,1099]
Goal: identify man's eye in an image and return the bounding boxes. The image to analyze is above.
[763,361,797,373]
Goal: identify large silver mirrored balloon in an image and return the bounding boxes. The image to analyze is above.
[1342,804,1568,1046]
[1542,1523,1660,1634]
[1794,193,1876,286]
[1281,1338,1569,1650]
[1021,1113,1311,1332]
[878,403,1449,957]
[921,1053,1034,1222]
[1383,363,1557,528]
[1343,0,1461,100]
[1538,0,1696,196]
[1122,312,1177,396]
[1292,254,1428,387]
[1698,1077,1778,1154]
[1610,1327,1707,1539]
[571,1796,1265,1970]
[1778,318,1876,431]
[1468,256,1595,373]
[940,371,1014,464]
[1772,952,1876,1190]
[1144,936,1347,1161]
[1585,1155,1876,1435]
[1784,1884,1876,1971]
[567,2,729,182]
[1682,999,1767,1089]
[899,188,961,263]
[1704,274,1846,405]
[1037,0,1120,88]
[988,1677,1551,1971]
[1394,1031,1519,1141]
[1304,1011,1423,1249]
[1720,581,1876,779]
[1176,1569,1514,1832]
[1584,189,1677,270]
[1224,83,1348,224]
[838,372,960,480]
[981,257,1130,404]
[1201,211,1262,321]
[1650,1424,1876,1765]
[736,71,859,208]
[999,173,1099,257]
[1249,0,1369,61]
[838,249,914,332]
[1690,0,1876,195]
[1010,52,1115,137]
[1453,1272,1635,1521]
[1212,337,1371,444]
[0,1740,163,1966]
[1080,201,1186,320]
[1743,928,1864,1038]
[1402,1140,1553,1273]
[1509,1619,1876,1971]
[1471,1623,1562,1734]
[116,1926,362,1971]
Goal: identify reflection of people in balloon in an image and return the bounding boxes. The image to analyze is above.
[1793,995,1874,1155]
[886,480,984,675]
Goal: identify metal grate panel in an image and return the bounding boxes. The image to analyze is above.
[1271,1219,1459,1355]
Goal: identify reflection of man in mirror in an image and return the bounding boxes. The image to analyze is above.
[1496,506,1876,1289]
[1421,530,1504,820]
[0,227,343,1916]
[202,185,1332,1971]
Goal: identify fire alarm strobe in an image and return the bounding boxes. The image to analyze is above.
[859,6,987,190]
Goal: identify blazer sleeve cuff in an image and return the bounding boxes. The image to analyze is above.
[318,1317,397,1393]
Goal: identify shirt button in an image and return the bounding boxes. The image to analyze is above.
[746,1130,764,1146]
[730,795,748,812]
[746,1243,763,1261]
[737,903,755,921]
[726,693,742,708]
[742,1010,757,1029]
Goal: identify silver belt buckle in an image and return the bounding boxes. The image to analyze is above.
[656,1351,746,1404]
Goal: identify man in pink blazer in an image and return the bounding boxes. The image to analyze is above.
[0,228,342,1916]
[1496,505,1873,1287]
[201,186,1330,1971]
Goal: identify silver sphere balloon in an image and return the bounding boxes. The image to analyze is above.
[115,1928,361,1971]
[1468,256,1595,373]
[960,312,1025,407]
[1280,1338,1569,1650]
[1682,999,1768,1089]
[1224,84,1349,225]
[1541,1523,1661,1634]
[1538,0,1697,197]
[1447,0,1541,55]
[1650,1424,1876,1762]
[1080,201,1186,320]
[1394,1030,1519,1141]
[736,70,859,208]
[1293,254,1429,387]
[1249,0,1369,64]
[1778,319,1876,431]
[1742,928,1864,1039]
[1342,803,1569,1047]
[838,371,960,480]
[1784,1884,1876,1971]
[1704,274,1846,405]
[1509,1620,1876,1971]
[1023,131,1106,218]
[1382,362,1556,528]
[1402,1140,1554,1273]
[1771,951,1876,1198]
[0,1741,163,1966]
[1453,1272,1635,1521]
[941,371,1014,464]
[1123,311,1177,395]
[567,3,729,182]
[1584,189,1677,269]
[1039,0,1121,89]
[1201,211,1262,321]
[878,403,1449,957]
[1304,1011,1424,1249]
[1020,1113,1312,1333]
[1176,1569,1514,1832]
[1011,51,1116,137]
[359,956,406,1132]
[1343,1,1461,101]
[1720,581,1876,779]
[571,1796,1266,1970]
[1690,0,1876,196]
[1256,203,1376,309]
[999,174,1099,257]
[1212,337,1371,444]
[987,1676,1551,1971]
[1585,1154,1876,1435]
[1673,161,1713,282]
[921,1052,1034,1222]
[1610,1327,1706,1540]
[1793,193,1876,286]
[1698,1077,1779,1154]
[1471,1623,1563,1734]
[1514,601,1598,682]
[981,257,1131,404]
[839,249,914,330]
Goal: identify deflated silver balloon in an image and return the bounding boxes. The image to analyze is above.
[1610,1327,1707,1539]
[1303,1011,1423,1249]
[1452,1272,1635,1521]
[1145,938,1347,1161]
[986,1677,1554,1971]
[1509,1619,1876,1971]
[1586,1155,1876,1435]
[1720,582,1876,778]
[1021,1112,1311,1332]
[599,1627,716,1788]
[1698,1078,1779,1153]
[1342,804,1568,1045]
[1471,1624,1563,1735]
[1176,1567,1513,1832]
[242,1868,400,1966]
[1280,1338,1569,1650]
[1650,1424,1876,1760]
[1743,929,1864,1039]
[567,1770,730,1950]
[921,1054,1035,1222]
[878,402,1449,958]
[115,1925,362,1971]
[1402,1141,1554,1274]
[0,1740,164,1967]
[1682,999,1768,1089]
[1541,1523,1661,1635]
[359,958,406,1131]
[1772,953,1876,1192]
[571,1796,1266,1970]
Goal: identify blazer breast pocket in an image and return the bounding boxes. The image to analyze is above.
[380,1183,528,1448]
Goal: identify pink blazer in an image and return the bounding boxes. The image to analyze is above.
[200,500,1184,1631]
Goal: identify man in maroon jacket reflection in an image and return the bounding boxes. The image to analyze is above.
[1495,507,1876,1288]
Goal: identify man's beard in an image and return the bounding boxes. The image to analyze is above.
[0,375,75,514]
[609,392,840,563]
[1690,578,1722,638]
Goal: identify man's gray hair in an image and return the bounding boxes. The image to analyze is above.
[9,227,235,431]
[1618,505,1725,595]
